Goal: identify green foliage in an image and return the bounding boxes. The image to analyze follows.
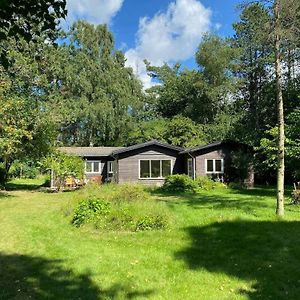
[163,174,198,193]
[9,160,39,179]
[112,184,150,202]
[0,67,54,185]
[195,176,226,190]
[259,107,300,180]
[0,0,66,67]
[42,151,84,189]
[230,149,253,183]
[135,215,167,231]
[72,197,110,227]
[71,184,170,231]
[49,21,144,147]
[129,116,206,148]
[163,174,227,193]
[196,34,240,86]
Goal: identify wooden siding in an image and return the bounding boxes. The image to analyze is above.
[84,156,114,182]
[195,149,229,177]
[192,144,254,186]
[116,146,183,185]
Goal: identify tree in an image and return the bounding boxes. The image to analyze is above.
[0,0,66,67]
[0,70,54,186]
[232,3,274,143]
[0,35,58,186]
[128,116,207,148]
[48,21,144,147]
[42,151,84,190]
[146,35,239,127]
[274,0,285,216]
[235,0,300,215]
[271,0,299,215]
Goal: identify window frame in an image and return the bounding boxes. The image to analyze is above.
[107,161,113,173]
[138,159,172,179]
[85,160,101,174]
[205,159,224,174]
[187,158,193,178]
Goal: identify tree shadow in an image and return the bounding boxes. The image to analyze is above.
[5,182,42,191]
[0,253,154,299]
[175,220,300,299]
[152,188,273,216]
[0,191,12,199]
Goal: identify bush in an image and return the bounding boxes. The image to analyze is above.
[71,185,170,231]
[163,174,198,193]
[195,176,226,190]
[72,197,110,227]
[135,215,167,231]
[112,184,150,202]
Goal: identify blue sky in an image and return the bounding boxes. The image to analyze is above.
[64,0,241,87]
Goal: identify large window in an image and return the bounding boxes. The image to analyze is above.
[206,159,224,174]
[85,161,101,173]
[139,160,172,179]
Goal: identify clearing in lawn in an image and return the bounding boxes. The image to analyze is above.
[0,178,299,299]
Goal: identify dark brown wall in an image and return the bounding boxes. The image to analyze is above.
[193,143,253,184]
[116,145,183,185]
[194,148,230,178]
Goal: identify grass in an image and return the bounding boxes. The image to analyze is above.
[0,179,300,299]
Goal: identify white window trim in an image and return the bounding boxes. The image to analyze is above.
[85,160,101,173]
[107,161,114,176]
[205,159,224,174]
[138,159,173,179]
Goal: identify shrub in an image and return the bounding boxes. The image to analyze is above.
[71,185,170,231]
[195,176,226,190]
[196,176,215,190]
[112,184,150,202]
[163,174,198,193]
[72,197,110,227]
[135,215,167,231]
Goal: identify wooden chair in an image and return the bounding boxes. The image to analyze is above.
[65,176,76,187]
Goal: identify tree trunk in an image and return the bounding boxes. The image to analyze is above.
[274,0,285,216]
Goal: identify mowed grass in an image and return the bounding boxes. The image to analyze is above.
[0,179,300,300]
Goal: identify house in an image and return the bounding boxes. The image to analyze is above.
[56,139,254,187]
[181,140,254,186]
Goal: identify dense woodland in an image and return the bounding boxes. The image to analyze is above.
[0,1,299,189]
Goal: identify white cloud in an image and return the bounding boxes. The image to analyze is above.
[65,0,124,26]
[125,0,211,88]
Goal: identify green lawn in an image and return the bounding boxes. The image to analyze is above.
[0,179,299,299]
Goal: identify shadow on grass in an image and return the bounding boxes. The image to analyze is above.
[5,182,42,191]
[151,188,273,215]
[175,220,300,299]
[0,253,154,299]
[0,191,12,199]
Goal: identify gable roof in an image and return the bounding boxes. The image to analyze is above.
[111,139,184,156]
[59,146,124,157]
[180,140,250,154]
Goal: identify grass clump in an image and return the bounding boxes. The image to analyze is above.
[195,176,226,190]
[163,174,198,193]
[163,174,226,193]
[71,184,170,231]
[72,197,110,227]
